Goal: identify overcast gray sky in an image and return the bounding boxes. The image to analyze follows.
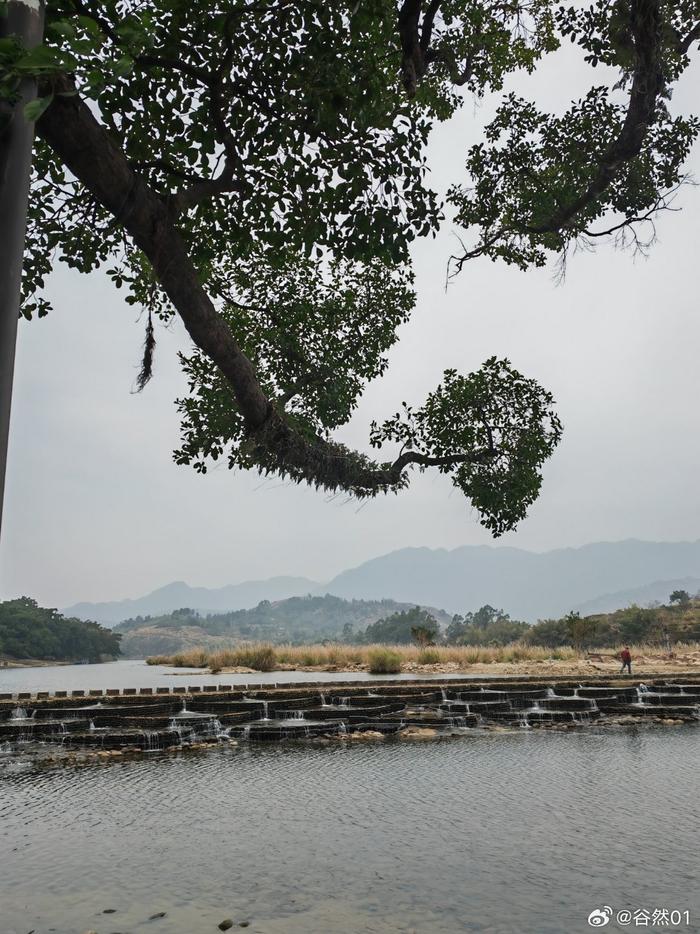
[2,46,699,609]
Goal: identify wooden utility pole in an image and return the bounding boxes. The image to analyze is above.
[0,0,45,537]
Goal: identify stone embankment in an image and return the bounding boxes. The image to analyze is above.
[1,675,699,752]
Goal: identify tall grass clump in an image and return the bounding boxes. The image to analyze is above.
[146,648,209,667]
[367,647,403,674]
[417,648,441,665]
[208,644,277,671]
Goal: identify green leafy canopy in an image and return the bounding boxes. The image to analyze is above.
[2,0,698,533]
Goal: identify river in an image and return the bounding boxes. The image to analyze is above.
[1,723,698,933]
[0,658,482,695]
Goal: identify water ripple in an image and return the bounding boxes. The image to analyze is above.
[1,728,698,933]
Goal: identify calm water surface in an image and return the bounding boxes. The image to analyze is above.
[0,659,479,695]
[1,726,698,934]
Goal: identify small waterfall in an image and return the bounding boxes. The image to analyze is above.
[261,701,269,720]
[546,688,556,698]
[319,694,327,706]
[517,712,531,730]
[142,730,160,751]
[288,710,305,721]
[337,722,347,735]
[10,707,28,720]
[441,688,448,702]
[241,725,251,740]
[209,718,226,739]
[168,719,186,744]
[89,720,96,732]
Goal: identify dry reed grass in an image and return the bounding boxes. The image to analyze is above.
[146,641,581,670]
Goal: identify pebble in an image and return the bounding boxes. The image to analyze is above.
[218,920,233,931]
[149,911,167,920]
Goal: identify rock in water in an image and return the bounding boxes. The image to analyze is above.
[218,920,234,931]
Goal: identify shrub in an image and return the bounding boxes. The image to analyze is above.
[417,648,441,665]
[367,648,402,673]
[232,644,277,671]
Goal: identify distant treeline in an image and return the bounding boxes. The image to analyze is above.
[354,596,700,649]
[117,592,700,658]
[0,598,121,662]
[115,595,450,656]
[444,593,700,649]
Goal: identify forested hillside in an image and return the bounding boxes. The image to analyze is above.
[0,598,121,662]
[115,596,451,657]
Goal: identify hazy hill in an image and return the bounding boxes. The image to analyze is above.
[116,595,452,657]
[63,540,700,627]
[64,576,318,627]
[323,540,700,621]
[575,577,700,616]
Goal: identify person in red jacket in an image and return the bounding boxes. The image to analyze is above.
[620,646,632,674]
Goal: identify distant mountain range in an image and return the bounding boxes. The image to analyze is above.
[322,540,700,620]
[65,576,318,627]
[63,539,700,626]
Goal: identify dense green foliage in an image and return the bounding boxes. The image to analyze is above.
[357,607,440,645]
[445,598,700,649]
[5,1,695,527]
[527,598,700,648]
[0,597,121,661]
[445,604,529,645]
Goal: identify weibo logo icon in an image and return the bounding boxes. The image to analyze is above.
[587,906,613,927]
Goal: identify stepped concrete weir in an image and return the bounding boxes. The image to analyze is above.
[1,675,699,752]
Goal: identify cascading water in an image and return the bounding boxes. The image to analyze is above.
[168,719,186,744]
[10,707,29,720]
[142,730,160,752]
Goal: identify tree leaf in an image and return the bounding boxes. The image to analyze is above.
[24,94,53,122]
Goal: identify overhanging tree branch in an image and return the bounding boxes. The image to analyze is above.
[38,77,535,509]
[38,76,270,430]
[528,0,664,235]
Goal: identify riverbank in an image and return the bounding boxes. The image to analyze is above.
[0,657,73,669]
[146,642,700,677]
